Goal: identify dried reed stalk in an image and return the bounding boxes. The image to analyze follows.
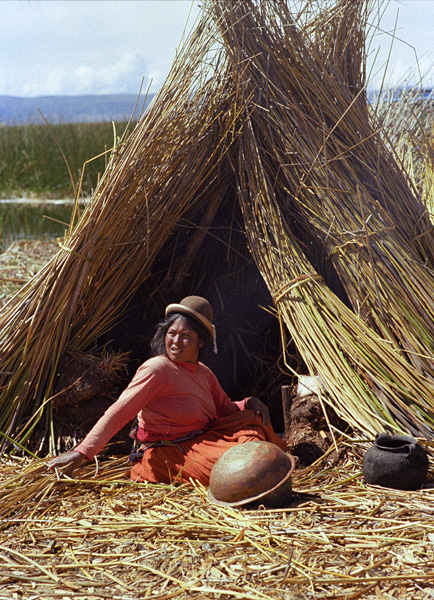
[215,0,434,379]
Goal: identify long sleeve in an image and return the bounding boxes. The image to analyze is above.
[75,359,166,460]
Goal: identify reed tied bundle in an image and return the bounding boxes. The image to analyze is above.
[213,0,434,439]
[0,8,235,452]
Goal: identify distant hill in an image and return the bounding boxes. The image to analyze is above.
[0,94,154,125]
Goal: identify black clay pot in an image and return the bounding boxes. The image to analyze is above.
[363,432,429,490]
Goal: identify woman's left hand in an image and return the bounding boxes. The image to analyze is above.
[246,396,271,427]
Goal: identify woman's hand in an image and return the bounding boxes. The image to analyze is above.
[246,396,271,427]
[47,451,87,477]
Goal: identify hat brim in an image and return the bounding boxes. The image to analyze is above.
[165,303,214,338]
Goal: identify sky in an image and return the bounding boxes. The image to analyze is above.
[0,0,433,98]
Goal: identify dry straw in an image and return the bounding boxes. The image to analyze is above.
[1,448,434,599]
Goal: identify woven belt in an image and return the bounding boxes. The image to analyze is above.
[128,428,205,463]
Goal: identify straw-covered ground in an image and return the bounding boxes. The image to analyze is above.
[3,242,433,599]
[4,243,434,599]
[1,443,434,600]
[0,241,433,599]
[0,239,58,308]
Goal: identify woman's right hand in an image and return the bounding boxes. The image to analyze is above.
[48,450,87,477]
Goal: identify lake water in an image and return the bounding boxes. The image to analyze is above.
[0,199,78,251]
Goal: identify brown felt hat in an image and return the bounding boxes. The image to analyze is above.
[165,296,214,339]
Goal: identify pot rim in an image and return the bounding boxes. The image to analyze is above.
[374,433,418,450]
[207,453,296,507]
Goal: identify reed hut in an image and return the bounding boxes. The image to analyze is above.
[1,0,434,459]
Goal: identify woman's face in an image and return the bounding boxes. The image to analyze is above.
[165,317,204,363]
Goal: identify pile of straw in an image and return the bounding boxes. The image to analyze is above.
[0,240,58,308]
[1,450,434,599]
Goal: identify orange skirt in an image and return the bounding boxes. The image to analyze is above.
[130,410,286,486]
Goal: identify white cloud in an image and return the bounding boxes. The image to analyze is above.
[21,53,151,97]
[0,0,200,97]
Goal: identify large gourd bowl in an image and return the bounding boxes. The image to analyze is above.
[208,440,296,508]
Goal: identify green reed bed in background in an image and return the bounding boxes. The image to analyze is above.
[0,120,136,198]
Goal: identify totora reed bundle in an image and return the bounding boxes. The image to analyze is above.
[212,0,434,440]
[0,8,236,452]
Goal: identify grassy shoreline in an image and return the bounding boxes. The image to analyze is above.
[0,120,136,199]
[0,120,137,249]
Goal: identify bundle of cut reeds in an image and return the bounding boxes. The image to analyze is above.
[0,8,235,452]
[213,0,434,439]
[217,0,434,372]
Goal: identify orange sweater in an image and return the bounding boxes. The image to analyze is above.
[75,356,247,460]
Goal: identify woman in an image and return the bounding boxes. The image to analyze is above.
[48,296,286,484]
